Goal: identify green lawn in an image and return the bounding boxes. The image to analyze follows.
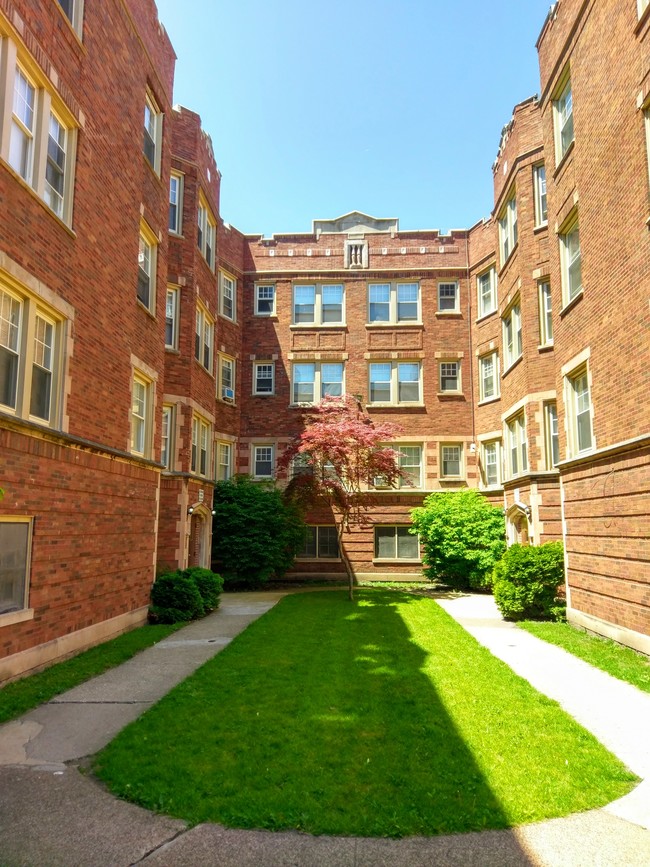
[0,624,181,725]
[518,621,650,694]
[94,591,636,838]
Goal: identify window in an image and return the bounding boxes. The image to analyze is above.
[479,351,499,401]
[55,0,83,35]
[480,440,501,489]
[639,0,650,17]
[255,284,275,316]
[368,361,421,405]
[131,373,152,457]
[253,361,275,395]
[293,284,344,325]
[197,196,216,269]
[560,216,582,305]
[165,288,179,349]
[544,402,559,469]
[506,412,528,478]
[398,445,422,488]
[502,301,522,370]
[554,74,574,162]
[216,442,233,481]
[498,190,518,265]
[219,355,235,402]
[566,367,593,456]
[2,56,76,224]
[194,305,214,373]
[533,164,547,227]
[440,444,463,479]
[477,268,497,318]
[219,271,236,321]
[298,526,339,559]
[374,526,419,560]
[292,362,343,404]
[368,282,419,324]
[191,416,211,476]
[137,223,157,312]
[438,282,459,312]
[253,444,274,478]
[0,518,32,615]
[0,283,66,427]
[169,172,183,234]
[439,361,460,393]
[538,281,553,346]
[143,92,161,174]
[161,404,174,469]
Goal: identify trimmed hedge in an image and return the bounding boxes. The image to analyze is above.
[149,568,224,624]
[493,542,565,621]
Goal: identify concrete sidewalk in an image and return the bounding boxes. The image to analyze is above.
[0,590,648,867]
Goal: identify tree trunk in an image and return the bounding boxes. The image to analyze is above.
[336,520,355,601]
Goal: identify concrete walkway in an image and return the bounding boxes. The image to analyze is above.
[0,590,648,866]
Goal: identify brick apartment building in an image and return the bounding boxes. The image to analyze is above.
[0,0,648,681]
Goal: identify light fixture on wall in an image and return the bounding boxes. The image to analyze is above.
[211,509,216,517]
[187,506,194,515]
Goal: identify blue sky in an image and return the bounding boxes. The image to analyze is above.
[154,0,552,236]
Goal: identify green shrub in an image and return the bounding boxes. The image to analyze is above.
[212,476,306,588]
[149,571,204,624]
[410,490,506,590]
[493,542,565,621]
[185,567,224,612]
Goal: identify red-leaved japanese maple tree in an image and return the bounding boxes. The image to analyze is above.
[278,394,406,599]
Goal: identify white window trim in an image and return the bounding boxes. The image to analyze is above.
[55,0,84,37]
[253,360,275,396]
[165,286,179,350]
[373,525,420,562]
[533,164,548,228]
[161,403,174,470]
[130,371,153,458]
[291,361,344,405]
[0,516,34,618]
[563,363,595,459]
[479,439,502,489]
[478,350,500,402]
[543,401,559,470]
[437,282,459,313]
[559,213,582,308]
[553,71,574,164]
[440,443,464,480]
[368,361,422,406]
[252,443,275,479]
[137,221,157,313]
[506,411,528,479]
[438,360,461,394]
[191,415,211,477]
[216,440,233,481]
[218,354,236,403]
[639,0,650,17]
[498,189,518,267]
[219,271,237,321]
[538,281,553,347]
[143,91,162,176]
[502,300,522,372]
[197,194,216,270]
[194,303,214,374]
[477,267,497,319]
[292,283,345,326]
[254,283,276,317]
[367,281,420,326]
[169,171,184,235]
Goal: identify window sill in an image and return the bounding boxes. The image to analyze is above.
[533,223,549,234]
[502,355,523,378]
[365,403,425,410]
[440,477,466,483]
[136,299,156,320]
[478,395,501,407]
[295,558,341,563]
[373,559,421,565]
[560,290,584,317]
[479,485,504,493]
[218,314,237,324]
[553,140,575,179]
[365,322,423,329]
[165,347,180,354]
[435,310,461,317]
[498,243,518,276]
[0,608,35,628]
[253,392,275,397]
[254,313,278,319]
[475,309,498,325]
[437,391,464,399]
[290,323,346,330]
[537,342,554,353]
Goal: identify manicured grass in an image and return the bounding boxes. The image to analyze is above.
[94,591,636,838]
[518,620,650,694]
[0,624,181,725]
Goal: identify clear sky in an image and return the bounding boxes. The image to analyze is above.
[154,0,552,237]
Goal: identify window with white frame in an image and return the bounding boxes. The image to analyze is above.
[0,284,67,428]
[502,301,522,370]
[368,282,419,324]
[480,440,501,489]
[137,224,157,312]
[533,164,547,227]
[506,412,528,478]
[544,402,559,469]
[218,355,235,402]
[477,268,497,318]
[131,373,152,458]
[439,361,460,393]
[191,415,211,476]
[194,304,214,372]
[143,92,161,174]
[293,284,344,325]
[165,287,179,349]
[538,281,553,346]
[253,361,274,395]
[440,443,463,479]
[216,441,233,481]
[554,73,574,163]
[197,196,216,270]
[252,444,274,478]
[292,362,343,404]
[55,0,83,35]
[2,56,77,224]
[498,190,518,265]
[219,271,236,320]
[438,282,459,312]
[298,526,339,559]
[374,526,419,560]
[478,351,499,401]
[0,517,32,615]
[169,172,183,234]
[565,367,593,456]
[398,445,422,488]
[368,361,421,405]
[560,215,582,305]
[639,0,650,17]
[255,284,275,316]
[161,404,174,470]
